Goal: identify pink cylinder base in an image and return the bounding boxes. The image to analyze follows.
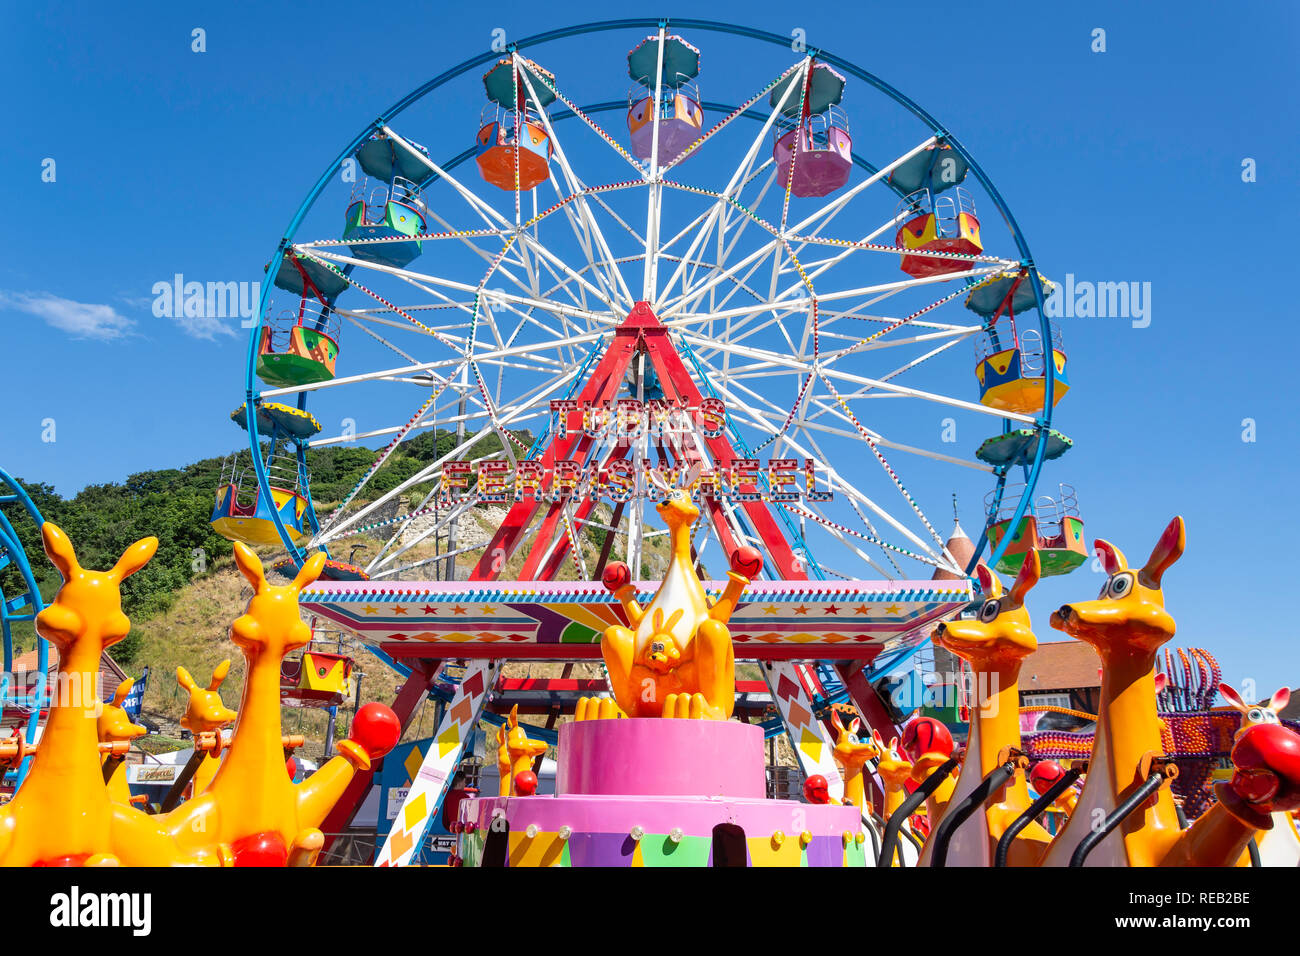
[558,719,764,799]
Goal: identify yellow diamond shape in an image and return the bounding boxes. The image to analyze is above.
[403,745,424,783]
[402,792,429,832]
[437,723,463,757]
[798,728,825,763]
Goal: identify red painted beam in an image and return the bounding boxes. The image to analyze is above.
[319,660,440,847]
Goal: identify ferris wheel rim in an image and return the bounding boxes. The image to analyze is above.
[0,466,49,789]
[242,17,1059,579]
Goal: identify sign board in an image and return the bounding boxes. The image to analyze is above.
[127,762,179,785]
[121,666,149,720]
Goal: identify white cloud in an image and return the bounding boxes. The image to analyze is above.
[170,313,239,341]
[0,290,135,341]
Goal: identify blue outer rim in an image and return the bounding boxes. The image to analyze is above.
[0,467,48,788]
[244,17,1055,585]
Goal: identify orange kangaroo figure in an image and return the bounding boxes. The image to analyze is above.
[0,524,221,866]
[97,679,147,806]
[872,729,918,866]
[830,709,879,812]
[177,660,239,797]
[598,472,754,720]
[1044,517,1300,866]
[1219,683,1300,867]
[924,551,1052,866]
[166,544,397,866]
[496,705,548,796]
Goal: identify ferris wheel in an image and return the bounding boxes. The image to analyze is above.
[1,467,48,788]
[217,18,1079,589]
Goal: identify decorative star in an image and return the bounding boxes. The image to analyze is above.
[361,604,379,616]
[452,604,468,615]
[823,604,840,615]
[762,604,779,615]
[854,604,871,615]
[392,605,408,615]
[884,603,902,615]
[480,605,496,615]
[794,604,809,615]
[421,605,438,615]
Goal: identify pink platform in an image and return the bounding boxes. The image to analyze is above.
[559,719,764,798]
[455,719,866,867]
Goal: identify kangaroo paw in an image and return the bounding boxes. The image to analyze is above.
[289,829,325,867]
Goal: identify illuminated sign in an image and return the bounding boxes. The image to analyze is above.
[438,400,833,505]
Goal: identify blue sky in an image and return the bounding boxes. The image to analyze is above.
[2,1,1297,692]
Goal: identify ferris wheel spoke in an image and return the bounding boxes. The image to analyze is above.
[654,68,803,306]
[303,247,614,327]
[516,56,648,179]
[514,61,638,309]
[650,62,808,308]
[782,135,939,258]
[380,124,513,233]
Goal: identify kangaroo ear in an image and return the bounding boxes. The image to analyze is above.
[647,468,670,493]
[1218,682,1248,713]
[871,729,886,749]
[1094,538,1128,576]
[509,704,519,728]
[176,666,197,692]
[1139,516,1185,589]
[682,461,703,489]
[975,563,1001,599]
[1008,550,1041,607]
[109,536,158,583]
[41,522,82,580]
[210,659,232,690]
[292,553,327,593]
[848,718,861,737]
[830,709,844,733]
[1270,688,1291,713]
[888,736,899,753]
[1154,672,1168,695]
[112,679,133,706]
[233,543,266,592]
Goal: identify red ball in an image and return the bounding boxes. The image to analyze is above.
[602,562,631,592]
[1029,761,1065,793]
[230,830,289,867]
[285,756,297,779]
[514,770,538,796]
[349,702,401,760]
[803,774,831,804]
[1231,723,1300,812]
[901,717,954,761]
[730,546,763,578]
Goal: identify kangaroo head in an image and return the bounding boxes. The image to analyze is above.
[871,729,913,789]
[96,679,147,744]
[934,552,1040,666]
[1051,516,1185,656]
[229,544,323,662]
[830,709,879,773]
[642,607,684,672]
[178,660,239,733]
[36,523,157,656]
[505,705,546,759]
[650,465,702,533]
[1220,683,1292,742]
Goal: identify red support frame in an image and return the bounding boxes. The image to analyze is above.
[469,301,809,582]
[319,659,441,848]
